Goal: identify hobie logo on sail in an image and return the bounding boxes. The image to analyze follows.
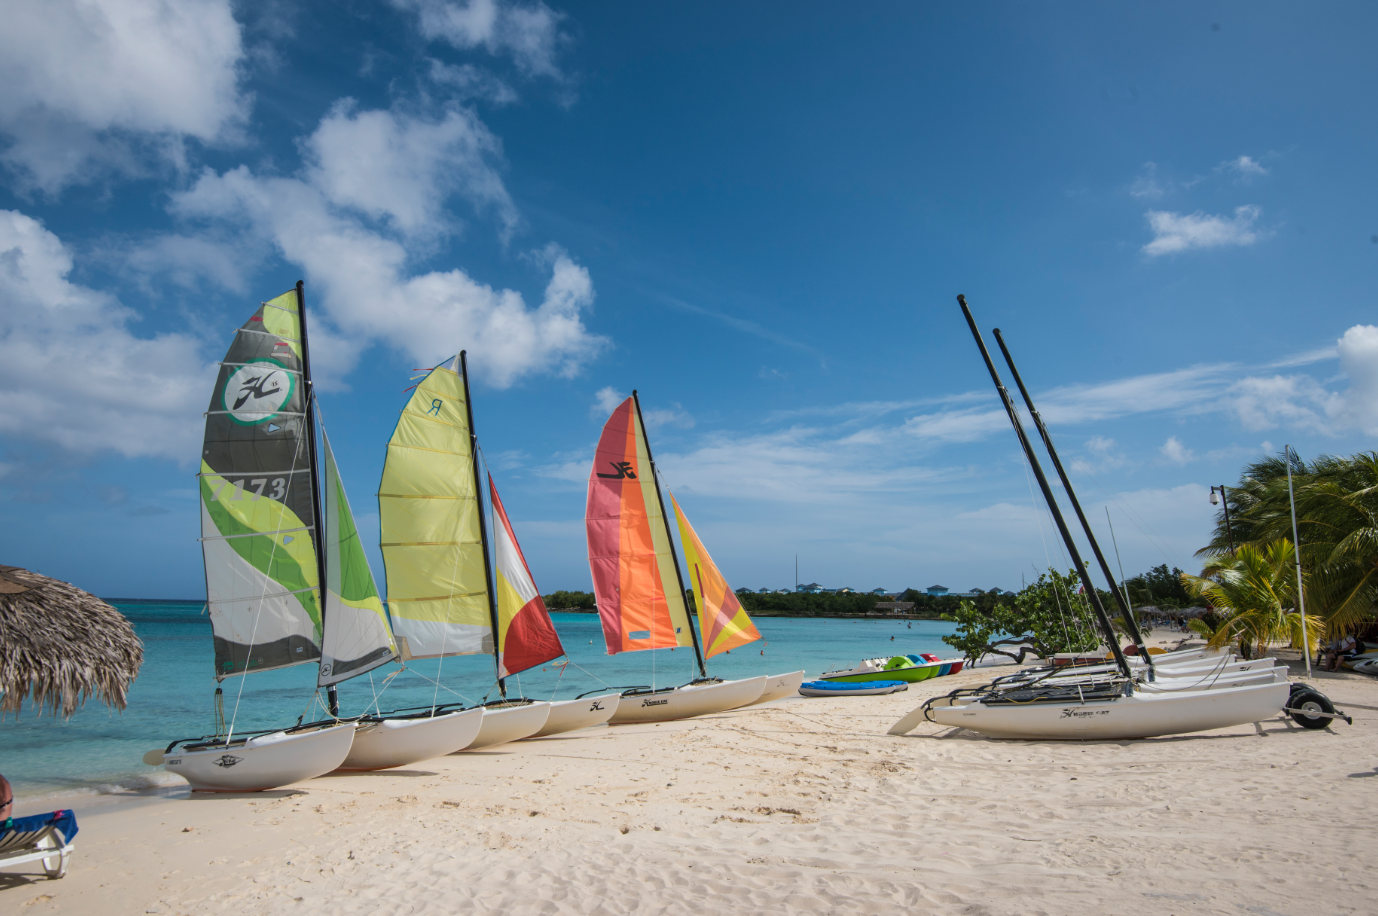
[223,359,295,425]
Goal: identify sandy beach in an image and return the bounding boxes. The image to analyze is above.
[7,648,1376,916]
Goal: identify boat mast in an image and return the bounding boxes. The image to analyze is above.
[632,390,708,679]
[957,296,1132,679]
[295,281,338,716]
[459,351,507,698]
[992,328,1154,672]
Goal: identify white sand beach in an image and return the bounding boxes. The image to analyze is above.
[7,651,1377,916]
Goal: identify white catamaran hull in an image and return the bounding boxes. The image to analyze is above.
[163,723,357,792]
[528,694,619,738]
[744,670,806,706]
[337,708,484,771]
[610,675,767,724]
[461,702,552,750]
[930,681,1289,740]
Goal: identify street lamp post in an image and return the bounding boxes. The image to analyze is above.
[1210,485,1236,555]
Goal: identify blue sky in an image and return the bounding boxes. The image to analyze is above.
[1,1,1375,599]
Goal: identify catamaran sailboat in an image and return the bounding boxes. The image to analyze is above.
[150,285,370,790]
[585,393,804,723]
[377,353,618,749]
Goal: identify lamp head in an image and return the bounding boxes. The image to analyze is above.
[1210,488,1219,505]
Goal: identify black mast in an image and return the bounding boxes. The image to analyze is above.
[957,296,1132,679]
[295,280,338,716]
[632,390,708,679]
[992,328,1154,672]
[459,352,506,698]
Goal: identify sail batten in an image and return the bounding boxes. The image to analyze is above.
[379,354,493,659]
[199,288,323,679]
[585,396,693,655]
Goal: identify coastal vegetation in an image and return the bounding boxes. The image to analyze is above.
[1197,450,1378,638]
[1182,540,1323,659]
[938,567,1103,664]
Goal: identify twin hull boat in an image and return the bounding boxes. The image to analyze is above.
[928,680,1290,740]
[609,675,767,724]
[163,723,358,793]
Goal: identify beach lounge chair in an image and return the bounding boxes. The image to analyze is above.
[0,810,78,879]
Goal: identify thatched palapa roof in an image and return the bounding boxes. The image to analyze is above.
[0,565,144,719]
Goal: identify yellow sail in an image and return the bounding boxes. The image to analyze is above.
[668,492,761,658]
[379,355,491,658]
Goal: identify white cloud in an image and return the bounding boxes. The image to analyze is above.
[1142,205,1263,256]
[303,100,517,238]
[1159,436,1194,465]
[642,403,694,431]
[1227,374,1342,433]
[172,148,604,388]
[427,60,520,105]
[1223,155,1267,177]
[391,0,566,79]
[592,386,625,417]
[0,0,248,193]
[0,210,212,459]
[1336,324,1378,435]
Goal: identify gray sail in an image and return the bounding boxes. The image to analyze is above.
[199,288,322,679]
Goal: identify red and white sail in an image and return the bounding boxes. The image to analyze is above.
[490,475,565,677]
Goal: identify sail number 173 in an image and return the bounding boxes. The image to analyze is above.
[209,478,288,501]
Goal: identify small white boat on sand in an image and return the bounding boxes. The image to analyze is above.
[462,701,552,749]
[745,670,807,706]
[609,675,767,724]
[161,723,357,792]
[926,680,1289,740]
[528,694,620,738]
[338,708,483,771]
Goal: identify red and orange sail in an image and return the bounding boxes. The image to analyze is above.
[669,493,762,658]
[490,476,564,677]
[585,396,693,654]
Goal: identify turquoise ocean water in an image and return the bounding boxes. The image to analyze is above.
[1,601,958,803]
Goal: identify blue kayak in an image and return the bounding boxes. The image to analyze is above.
[799,680,908,697]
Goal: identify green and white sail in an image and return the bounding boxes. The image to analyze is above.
[200,289,322,678]
[318,426,398,686]
[379,355,493,659]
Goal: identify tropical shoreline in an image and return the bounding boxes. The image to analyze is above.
[7,639,1375,916]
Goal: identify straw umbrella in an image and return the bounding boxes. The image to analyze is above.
[0,565,143,719]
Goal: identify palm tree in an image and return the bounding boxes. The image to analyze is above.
[1182,539,1324,659]
[1199,451,1378,634]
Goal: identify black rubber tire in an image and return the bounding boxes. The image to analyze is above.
[1289,688,1335,730]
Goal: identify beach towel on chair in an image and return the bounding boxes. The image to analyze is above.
[0,809,79,854]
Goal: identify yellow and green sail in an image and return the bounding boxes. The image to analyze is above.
[318,427,397,686]
[669,493,762,658]
[379,355,492,658]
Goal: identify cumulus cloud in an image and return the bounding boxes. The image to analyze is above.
[1336,324,1378,435]
[391,0,566,79]
[171,101,605,388]
[0,210,213,459]
[1142,205,1263,256]
[303,100,517,238]
[1159,436,1194,465]
[0,0,249,193]
[592,386,625,417]
[1227,374,1343,433]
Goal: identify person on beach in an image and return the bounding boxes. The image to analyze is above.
[1325,634,1358,671]
[0,773,12,823]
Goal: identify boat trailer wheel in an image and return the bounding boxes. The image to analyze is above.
[1288,688,1337,730]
